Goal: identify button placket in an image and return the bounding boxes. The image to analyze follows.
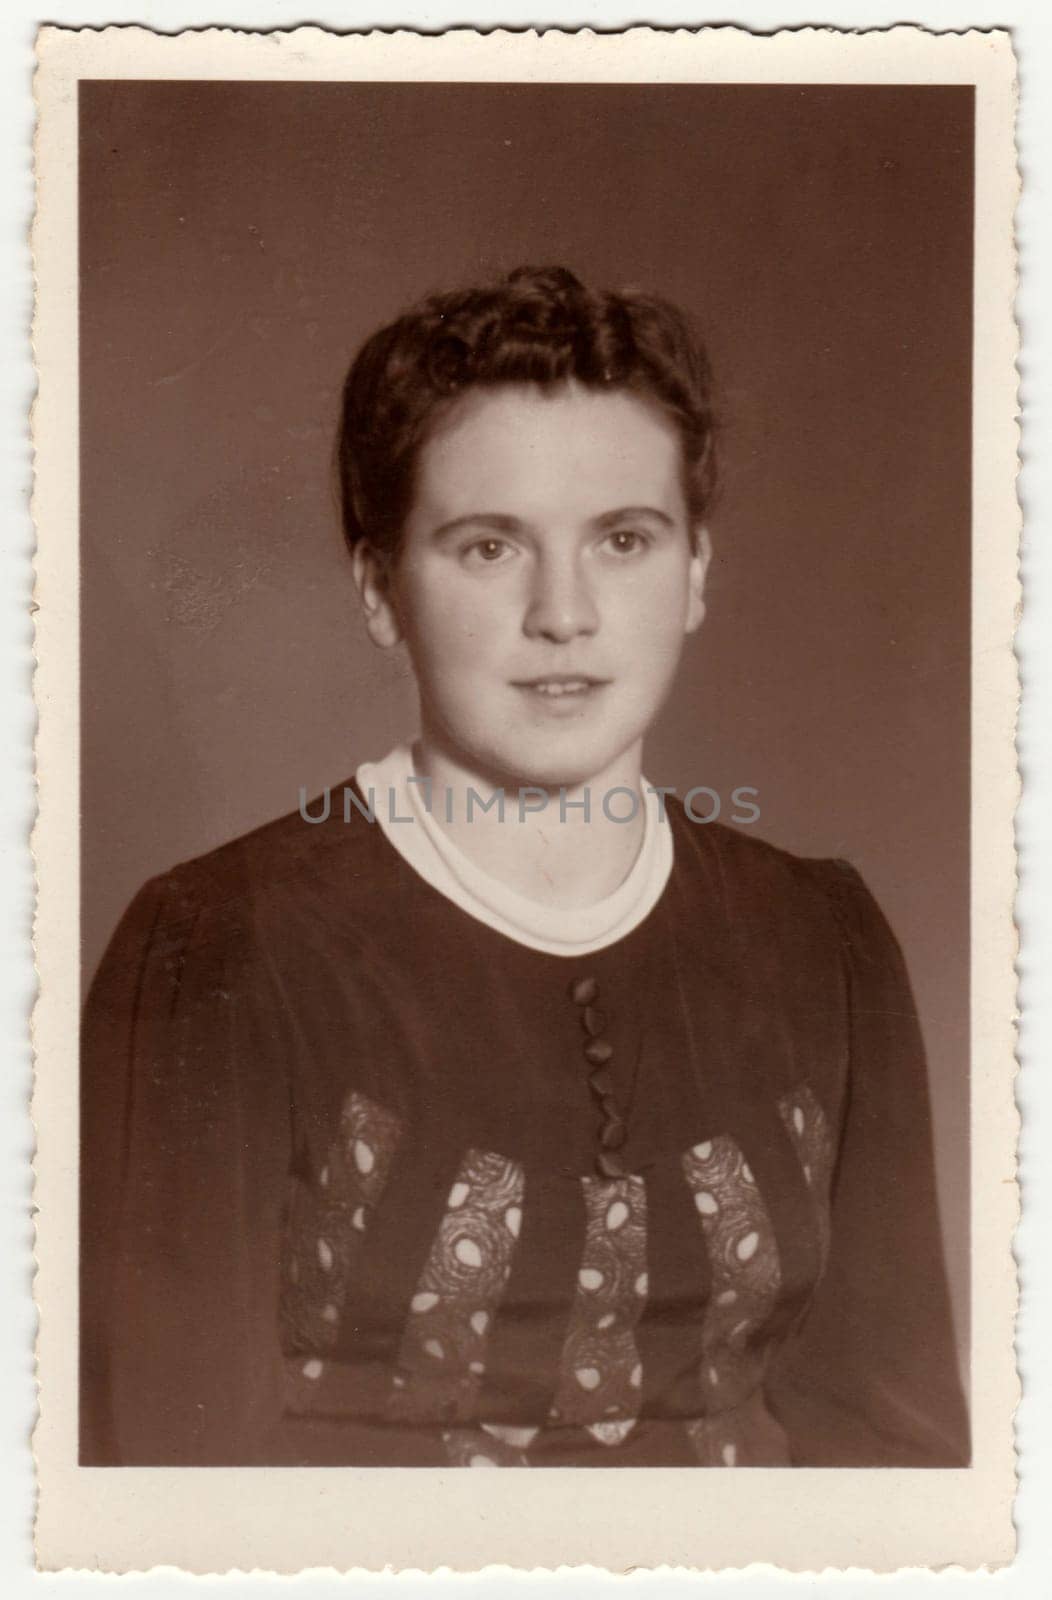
[567,975,628,1179]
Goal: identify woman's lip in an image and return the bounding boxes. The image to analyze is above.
[511,677,611,689]
[511,679,612,703]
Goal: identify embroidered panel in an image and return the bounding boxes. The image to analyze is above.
[778,1082,835,1266]
[548,1175,648,1448]
[280,1090,403,1356]
[680,1135,782,1413]
[389,1149,525,1425]
[685,1415,743,1469]
[281,1354,388,1419]
[684,1388,791,1468]
[442,1425,533,1468]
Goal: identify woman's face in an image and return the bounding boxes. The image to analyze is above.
[356,381,709,790]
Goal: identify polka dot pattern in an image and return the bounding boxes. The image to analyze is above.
[278,1100,816,1462]
[588,1418,636,1448]
[481,1422,539,1450]
[548,1175,648,1446]
[442,1427,531,1469]
[778,1084,835,1268]
[681,1134,781,1410]
[279,1091,403,1357]
[390,1149,525,1425]
[684,1389,792,1467]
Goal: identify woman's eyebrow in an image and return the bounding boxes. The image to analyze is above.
[429,507,676,542]
[431,513,524,541]
[592,506,676,529]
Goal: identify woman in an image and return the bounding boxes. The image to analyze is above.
[81,266,969,1468]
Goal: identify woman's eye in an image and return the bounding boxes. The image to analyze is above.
[604,529,647,556]
[463,537,513,566]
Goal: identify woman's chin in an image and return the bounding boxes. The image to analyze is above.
[471,747,634,796]
[421,716,645,795]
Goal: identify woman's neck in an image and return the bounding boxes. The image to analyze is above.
[410,737,647,911]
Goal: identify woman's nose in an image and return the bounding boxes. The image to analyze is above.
[522,554,600,643]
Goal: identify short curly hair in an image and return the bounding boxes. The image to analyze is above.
[337,265,718,560]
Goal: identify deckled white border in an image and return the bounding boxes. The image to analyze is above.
[31,23,1019,1576]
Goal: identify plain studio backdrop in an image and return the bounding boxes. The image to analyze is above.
[79,81,972,1366]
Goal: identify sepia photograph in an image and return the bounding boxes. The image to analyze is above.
[78,70,973,1475]
[31,23,1018,1573]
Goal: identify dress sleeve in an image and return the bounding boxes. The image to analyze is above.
[80,865,292,1465]
[764,859,971,1466]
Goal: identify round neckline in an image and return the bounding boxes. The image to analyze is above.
[354,743,674,959]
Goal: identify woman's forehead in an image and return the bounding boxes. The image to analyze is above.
[412,382,688,522]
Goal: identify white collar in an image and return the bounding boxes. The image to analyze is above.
[354,743,673,957]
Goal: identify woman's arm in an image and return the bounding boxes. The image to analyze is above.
[763,859,970,1467]
[80,862,291,1465]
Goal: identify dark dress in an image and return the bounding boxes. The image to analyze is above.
[80,792,969,1468]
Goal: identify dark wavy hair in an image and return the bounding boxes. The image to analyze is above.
[337,265,718,560]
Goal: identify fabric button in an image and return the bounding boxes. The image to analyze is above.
[600,1118,627,1150]
[569,976,599,1006]
[581,1005,607,1037]
[596,1150,628,1179]
[583,1037,614,1066]
[588,1066,614,1098]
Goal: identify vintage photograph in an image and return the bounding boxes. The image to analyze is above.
[32,24,1018,1573]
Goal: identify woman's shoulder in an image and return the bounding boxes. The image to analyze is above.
[145,780,395,913]
[664,800,888,955]
[96,779,400,988]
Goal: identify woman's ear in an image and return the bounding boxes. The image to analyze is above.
[685,526,712,635]
[352,542,403,649]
